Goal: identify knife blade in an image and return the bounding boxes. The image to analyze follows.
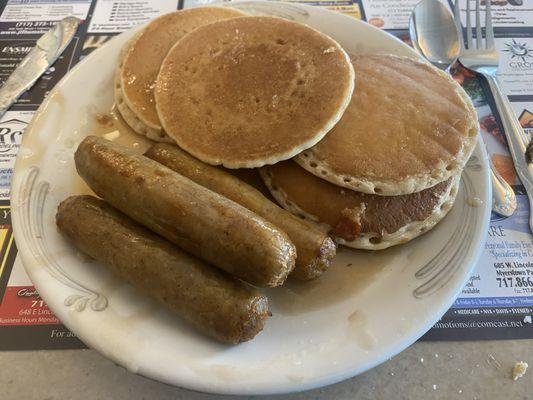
[0,16,80,118]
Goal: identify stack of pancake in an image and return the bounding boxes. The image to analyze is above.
[115,7,247,142]
[261,54,478,250]
[115,7,478,251]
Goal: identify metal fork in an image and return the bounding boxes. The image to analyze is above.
[454,0,533,232]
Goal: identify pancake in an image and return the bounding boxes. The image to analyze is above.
[115,34,172,142]
[155,16,355,168]
[295,54,477,195]
[118,7,246,138]
[260,160,460,250]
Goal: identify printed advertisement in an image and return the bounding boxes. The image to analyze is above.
[88,0,179,33]
[0,0,91,22]
[495,37,533,98]
[0,251,84,350]
[359,0,449,29]
[510,101,533,137]
[181,0,361,19]
[283,0,361,18]
[455,0,533,29]
[0,0,91,36]
[0,112,33,199]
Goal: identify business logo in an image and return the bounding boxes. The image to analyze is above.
[1,46,32,55]
[17,288,40,299]
[0,118,26,154]
[503,39,533,69]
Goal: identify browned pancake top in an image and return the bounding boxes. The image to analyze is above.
[155,16,354,168]
[263,160,451,237]
[121,7,245,128]
[297,54,476,189]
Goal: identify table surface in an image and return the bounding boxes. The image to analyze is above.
[1,339,531,399]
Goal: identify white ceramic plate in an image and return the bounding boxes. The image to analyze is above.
[11,1,491,395]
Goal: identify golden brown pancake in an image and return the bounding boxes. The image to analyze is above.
[260,160,460,250]
[119,7,245,134]
[115,34,172,142]
[155,16,355,168]
[295,54,477,195]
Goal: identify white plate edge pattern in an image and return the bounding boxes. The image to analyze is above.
[17,166,108,312]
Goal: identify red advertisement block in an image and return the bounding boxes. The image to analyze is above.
[0,286,59,326]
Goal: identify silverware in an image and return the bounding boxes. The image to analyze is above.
[453,0,532,231]
[409,0,460,71]
[0,16,79,119]
[409,0,516,217]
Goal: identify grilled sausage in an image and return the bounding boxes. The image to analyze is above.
[145,143,336,280]
[74,136,295,287]
[56,195,270,344]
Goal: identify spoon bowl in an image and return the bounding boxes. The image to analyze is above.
[409,0,460,71]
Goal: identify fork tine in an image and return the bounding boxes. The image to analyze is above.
[454,0,466,52]
[466,0,473,49]
[485,0,495,49]
[475,0,482,49]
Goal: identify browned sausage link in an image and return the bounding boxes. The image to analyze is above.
[74,136,295,287]
[145,143,337,280]
[56,195,270,344]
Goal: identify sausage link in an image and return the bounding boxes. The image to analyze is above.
[145,143,336,280]
[75,136,295,287]
[56,195,269,344]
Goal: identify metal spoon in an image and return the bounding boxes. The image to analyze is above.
[409,0,516,217]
